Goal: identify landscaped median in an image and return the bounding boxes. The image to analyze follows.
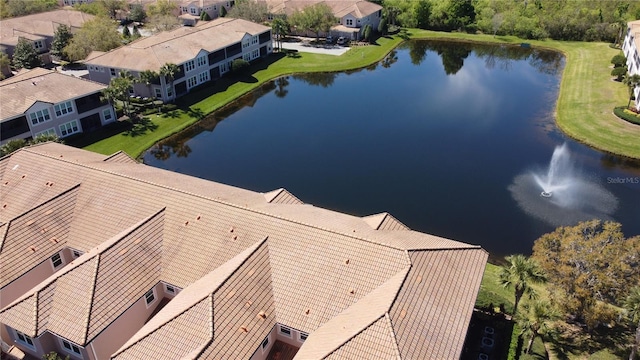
[82,30,640,159]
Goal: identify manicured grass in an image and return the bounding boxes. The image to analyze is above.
[476,262,515,314]
[84,30,640,159]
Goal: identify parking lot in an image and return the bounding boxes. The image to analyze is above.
[277,37,350,56]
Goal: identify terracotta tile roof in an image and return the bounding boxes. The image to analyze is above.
[113,239,276,359]
[0,68,107,120]
[323,316,400,360]
[389,249,489,359]
[0,9,94,48]
[362,212,409,230]
[0,210,165,344]
[0,144,487,359]
[263,188,304,204]
[102,151,139,164]
[260,0,381,18]
[0,185,78,288]
[85,18,271,72]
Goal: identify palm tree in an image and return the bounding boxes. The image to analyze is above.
[517,300,559,354]
[625,286,640,360]
[159,63,179,102]
[271,17,289,52]
[139,70,159,98]
[499,254,547,315]
[624,73,640,108]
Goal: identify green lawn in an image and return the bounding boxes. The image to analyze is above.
[82,30,640,159]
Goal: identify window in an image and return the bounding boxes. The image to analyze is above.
[167,86,173,98]
[59,120,79,137]
[251,36,258,45]
[102,109,113,122]
[165,284,175,294]
[197,55,207,67]
[29,109,51,125]
[299,332,308,342]
[185,60,195,72]
[15,330,35,349]
[72,250,82,258]
[220,62,228,74]
[346,18,353,26]
[61,339,82,356]
[154,88,162,98]
[145,289,155,305]
[243,53,251,62]
[35,128,56,137]
[110,68,116,76]
[33,40,44,50]
[187,76,197,88]
[279,325,292,337]
[190,7,198,15]
[242,39,250,49]
[54,101,73,117]
[182,6,187,12]
[198,71,209,83]
[261,336,269,352]
[51,253,63,268]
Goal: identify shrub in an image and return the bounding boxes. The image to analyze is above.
[611,66,627,81]
[614,106,640,125]
[232,58,250,73]
[611,53,627,68]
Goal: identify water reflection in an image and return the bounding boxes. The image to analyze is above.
[291,72,337,87]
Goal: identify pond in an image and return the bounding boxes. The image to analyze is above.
[143,40,640,257]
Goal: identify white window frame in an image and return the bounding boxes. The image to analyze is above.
[144,289,156,307]
[346,18,353,26]
[220,62,228,74]
[187,76,197,88]
[54,101,74,117]
[35,128,56,137]
[260,334,270,353]
[60,338,83,358]
[185,60,196,72]
[72,249,82,258]
[154,88,162,98]
[29,109,51,125]
[102,108,113,122]
[33,40,44,50]
[50,253,63,269]
[198,71,209,83]
[190,7,198,15]
[110,68,116,76]
[59,120,79,137]
[299,331,308,342]
[14,330,35,350]
[251,35,258,45]
[279,325,292,338]
[197,55,207,67]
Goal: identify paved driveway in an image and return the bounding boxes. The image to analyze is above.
[276,38,350,56]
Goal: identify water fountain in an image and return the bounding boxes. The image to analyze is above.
[509,143,618,227]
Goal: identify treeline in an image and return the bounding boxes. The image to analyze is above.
[378,0,640,42]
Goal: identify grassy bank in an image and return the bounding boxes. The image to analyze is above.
[82,30,640,159]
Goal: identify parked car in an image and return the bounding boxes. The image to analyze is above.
[337,36,347,45]
[326,36,334,44]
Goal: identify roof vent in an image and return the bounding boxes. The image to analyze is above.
[232,235,238,241]
[257,311,266,319]
[349,288,355,295]
[226,290,236,299]
[2,204,7,208]
[41,227,47,233]
[415,275,423,284]
[4,181,8,186]
[240,326,248,333]
[184,221,189,226]
[50,237,58,244]
[196,214,201,220]
[21,174,26,179]
[399,308,407,320]
[245,300,253,307]
[48,182,54,187]
[345,259,350,265]
[30,246,37,252]
[305,309,310,315]
[229,226,235,233]
[45,209,53,215]
[26,220,35,226]
[119,248,128,255]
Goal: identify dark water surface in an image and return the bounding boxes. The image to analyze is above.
[144,41,640,257]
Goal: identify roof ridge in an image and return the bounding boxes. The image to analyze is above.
[383,313,402,360]
[83,251,101,344]
[21,149,411,252]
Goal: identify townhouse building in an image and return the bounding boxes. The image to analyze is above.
[260,0,383,40]
[177,0,234,26]
[0,68,115,145]
[0,9,94,64]
[623,19,640,111]
[0,142,488,360]
[84,17,272,102]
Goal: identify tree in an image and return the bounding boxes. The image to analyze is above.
[99,0,125,19]
[131,24,141,39]
[532,220,640,326]
[200,10,211,21]
[147,0,176,17]
[290,3,335,41]
[378,14,388,35]
[12,37,42,70]
[122,25,131,38]
[64,17,122,62]
[129,4,146,23]
[139,70,159,97]
[271,17,290,51]
[219,5,227,17]
[227,0,268,23]
[51,24,73,61]
[624,73,640,108]
[1,0,57,19]
[148,14,180,32]
[42,351,69,360]
[0,50,10,80]
[413,0,431,29]
[362,24,372,42]
[517,300,559,354]
[612,53,627,68]
[159,63,179,101]
[499,254,547,315]
[231,58,250,73]
[625,286,640,360]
